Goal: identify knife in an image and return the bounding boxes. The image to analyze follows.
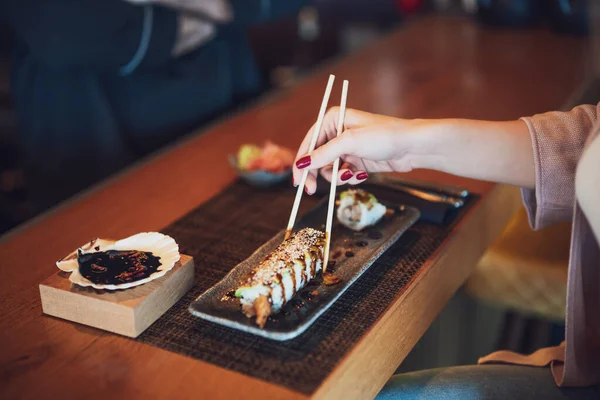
[369,174,465,208]
[371,174,469,198]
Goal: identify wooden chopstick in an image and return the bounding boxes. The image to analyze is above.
[323,80,348,273]
[284,74,336,240]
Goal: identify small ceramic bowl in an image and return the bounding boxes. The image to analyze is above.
[228,155,292,188]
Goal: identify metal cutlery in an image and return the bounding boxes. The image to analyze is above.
[369,174,466,208]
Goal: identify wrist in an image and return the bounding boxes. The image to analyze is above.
[395,118,453,172]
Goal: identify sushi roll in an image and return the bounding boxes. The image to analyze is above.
[337,189,386,231]
[235,228,326,327]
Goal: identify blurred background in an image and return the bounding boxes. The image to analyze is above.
[0,0,597,373]
[0,0,595,234]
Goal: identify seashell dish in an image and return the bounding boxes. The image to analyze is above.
[56,232,180,290]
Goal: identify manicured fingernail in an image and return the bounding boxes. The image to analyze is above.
[304,186,311,195]
[341,170,353,181]
[292,176,296,187]
[296,156,311,169]
[356,172,369,180]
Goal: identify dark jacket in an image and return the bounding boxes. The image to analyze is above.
[2,0,305,210]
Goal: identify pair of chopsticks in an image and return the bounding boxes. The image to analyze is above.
[285,74,349,273]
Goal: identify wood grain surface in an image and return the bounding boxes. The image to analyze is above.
[0,16,590,400]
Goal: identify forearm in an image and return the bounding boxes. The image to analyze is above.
[414,118,535,188]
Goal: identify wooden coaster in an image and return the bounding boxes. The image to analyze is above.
[39,255,194,338]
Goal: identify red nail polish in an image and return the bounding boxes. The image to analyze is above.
[304,186,311,195]
[341,170,353,181]
[356,172,369,180]
[296,156,311,169]
[292,176,296,186]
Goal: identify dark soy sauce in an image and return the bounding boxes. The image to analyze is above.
[269,310,290,323]
[345,251,355,258]
[300,291,314,301]
[355,240,368,247]
[306,280,320,288]
[367,231,383,240]
[326,261,337,272]
[78,250,161,285]
[289,298,304,309]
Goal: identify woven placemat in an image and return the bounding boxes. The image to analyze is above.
[137,180,477,395]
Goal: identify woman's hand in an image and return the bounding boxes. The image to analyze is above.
[292,108,432,194]
[293,108,535,194]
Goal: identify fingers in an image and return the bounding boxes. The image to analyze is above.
[304,160,369,195]
[293,124,317,188]
[348,169,369,185]
[294,166,319,195]
[319,161,353,185]
[295,131,357,172]
[323,107,381,132]
[296,127,367,195]
[293,107,380,193]
[338,161,355,184]
[317,161,369,188]
[319,164,333,182]
[293,108,340,188]
[304,169,319,195]
[337,162,369,186]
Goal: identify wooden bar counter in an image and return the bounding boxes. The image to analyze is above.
[0,16,591,400]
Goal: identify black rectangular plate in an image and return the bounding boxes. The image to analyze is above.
[188,196,420,341]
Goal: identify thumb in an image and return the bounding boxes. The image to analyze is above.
[296,130,358,171]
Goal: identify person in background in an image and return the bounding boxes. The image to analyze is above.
[1,0,305,213]
[293,105,600,399]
